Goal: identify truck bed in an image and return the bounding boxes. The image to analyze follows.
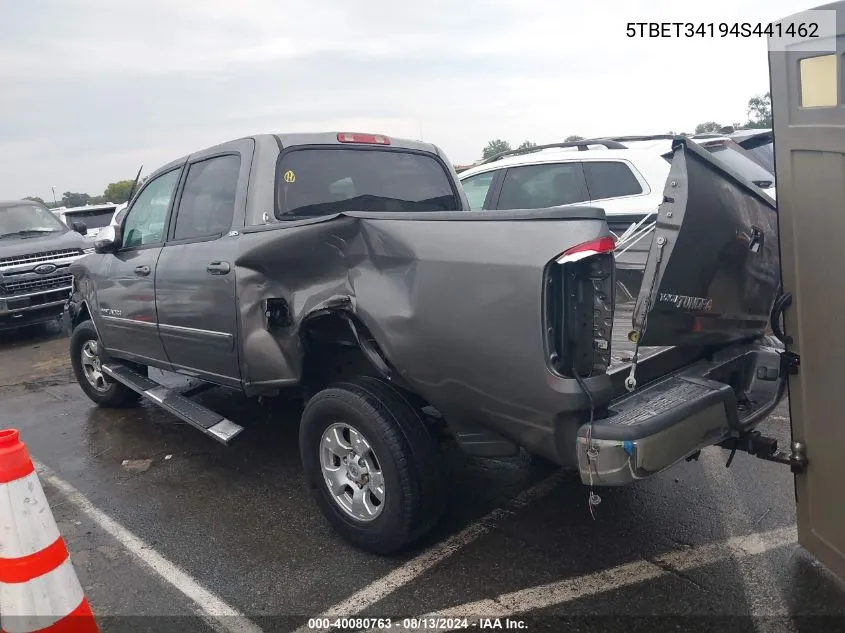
[609,300,668,371]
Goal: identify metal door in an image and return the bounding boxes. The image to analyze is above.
[770,1,845,583]
[94,246,168,365]
[154,141,252,387]
[93,166,184,366]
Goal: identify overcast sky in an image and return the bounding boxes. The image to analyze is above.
[0,0,817,201]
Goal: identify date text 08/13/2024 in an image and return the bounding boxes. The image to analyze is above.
[626,21,821,38]
[306,618,528,630]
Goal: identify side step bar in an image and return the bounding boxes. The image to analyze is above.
[102,363,244,445]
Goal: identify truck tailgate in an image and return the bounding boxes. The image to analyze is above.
[631,138,780,348]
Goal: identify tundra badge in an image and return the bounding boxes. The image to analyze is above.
[657,293,713,312]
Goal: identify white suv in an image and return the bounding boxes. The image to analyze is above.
[457,136,776,297]
[457,139,671,295]
[53,203,123,243]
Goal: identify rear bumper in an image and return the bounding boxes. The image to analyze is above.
[577,341,787,486]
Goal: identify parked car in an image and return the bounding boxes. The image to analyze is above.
[109,202,128,228]
[0,199,90,331]
[690,135,776,199]
[64,132,787,555]
[54,203,124,243]
[458,139,673,297]
[458,135,777,298]
[731,128,775,175]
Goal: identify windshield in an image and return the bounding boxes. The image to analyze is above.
[276,148,460,219]
[0,203,68,238]
[703,142,775,188]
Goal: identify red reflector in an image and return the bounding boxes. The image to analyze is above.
[337,133,391,145]
[556,236,616,264]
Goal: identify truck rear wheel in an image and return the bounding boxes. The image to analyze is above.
[70,320,140,408]
[299,376,448,555]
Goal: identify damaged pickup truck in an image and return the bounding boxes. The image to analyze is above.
[64,132,791,554]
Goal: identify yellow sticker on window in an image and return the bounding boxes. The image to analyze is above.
[283,170,296,183]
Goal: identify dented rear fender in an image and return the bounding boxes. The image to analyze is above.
[233,209,616,450]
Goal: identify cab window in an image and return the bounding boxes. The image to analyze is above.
[497,162,589,209]
[122,169,181,249]
[461,171,496,210]
[583,161,644,199]
[275,148,459,218]
[173,155,240,241]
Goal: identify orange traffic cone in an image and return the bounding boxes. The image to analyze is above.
[0,429,100,633]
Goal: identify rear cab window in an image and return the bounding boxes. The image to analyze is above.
[275,148,460,219]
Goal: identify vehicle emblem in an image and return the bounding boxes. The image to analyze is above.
[33,263,57,275]
[657,292,713,312]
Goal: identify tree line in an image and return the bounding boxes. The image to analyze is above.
[24,178,141,210]
[481,92,772,160]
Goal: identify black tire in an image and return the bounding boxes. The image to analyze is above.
[299,376,448,555]
[70,320,141,408]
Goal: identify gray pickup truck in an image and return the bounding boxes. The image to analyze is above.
[1,200,91,331]
[64,132,791,554]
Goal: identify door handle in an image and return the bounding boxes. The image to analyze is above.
[206,261,231,275]
[134,265,151,276]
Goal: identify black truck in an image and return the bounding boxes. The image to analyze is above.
[64,132,791,554]
[1,199,90,331]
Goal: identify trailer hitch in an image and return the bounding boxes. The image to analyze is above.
[780,349,800,376]
[719,431,808,474]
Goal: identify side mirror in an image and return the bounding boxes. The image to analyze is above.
[71,220,88,235]
[93,225,119,254]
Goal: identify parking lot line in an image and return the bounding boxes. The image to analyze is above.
[364,523,798,631]
[33,460,266,633]
[295,470,566,633]
[700,447,791,621]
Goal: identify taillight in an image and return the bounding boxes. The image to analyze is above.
[545,236,616,378]
[337,133,391,145]
[556,236,616,264]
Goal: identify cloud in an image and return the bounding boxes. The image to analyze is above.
[0,0,811,199]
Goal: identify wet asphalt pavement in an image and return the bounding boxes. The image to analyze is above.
[1,320,845,633]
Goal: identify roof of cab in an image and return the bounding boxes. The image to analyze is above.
[143,132,445,182]
[275,132,441,155]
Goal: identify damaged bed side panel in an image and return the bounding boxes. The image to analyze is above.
[234,208,615,455]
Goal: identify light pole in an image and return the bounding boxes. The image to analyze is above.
[51,186,57,206]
